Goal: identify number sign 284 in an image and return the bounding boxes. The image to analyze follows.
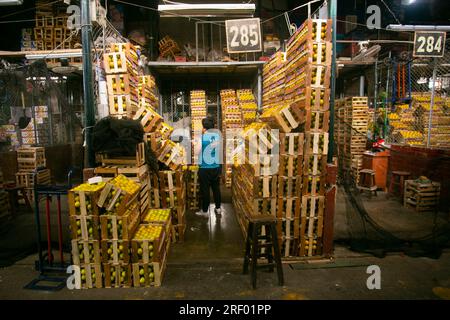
[413,31,446,58]
[225,18,262,54]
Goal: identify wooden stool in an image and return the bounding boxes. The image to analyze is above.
[243,214,284,289]
[4,182,32,215]
[357,169,377,198]
[389,171,411,198]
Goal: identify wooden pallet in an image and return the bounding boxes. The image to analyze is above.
[103,263,133,288]
[99,203,140,240]
[78,264,103,289]
[100,239,131,264]
[17,147,46,172]
[71,240,101,265]
[279,133,304,156]
[69,215,100,241]
[15,169,51,188]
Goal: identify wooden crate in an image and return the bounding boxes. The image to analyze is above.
[277,197,301,219]
[131,223,170,263]
[69,215,100,241]
[71,240,101,265]
[133,106,163,133]
[304,154,327,175]
[304,132,329,156]
[17,147,46,172]
[68,186,103,216]
[247,198,277,216]
[79,264,103,289]
[156,140,186,171]
[15,168,51,188]
[103,52,137,75]
[279,236,300,258]
[99,203,140,240]
[103,263,133,288]
[286,19,332,50]
[305,110,330,133]
[240,174,278,199]
[259,103,307,133]
[404,180,440,212]
[170,205,186,226]
[132,253,168,287]
[97,180,140,216]
[277,176,302,198]
[277,218,300,241]
[106,74,138,96]
[144,132,164,152]
[158,170,185,189]
[279,133,304,156]
[302,174,326,196]
[300,196,325,256]
[296,88,330,112]
[159,188,186,209]
[172,221,187,243]
[278,155,303,176]
[108,94,138,118]
[100,239,131,264]
[141,208,171,225]
[298,236,323,257]
[98,143,145,168]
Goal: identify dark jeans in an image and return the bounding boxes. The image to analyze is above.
[198,167,222,212]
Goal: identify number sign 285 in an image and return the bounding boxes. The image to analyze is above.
[225,18,262,54]
[413,31,446,58]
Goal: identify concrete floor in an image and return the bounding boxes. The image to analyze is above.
[0,187,449,300]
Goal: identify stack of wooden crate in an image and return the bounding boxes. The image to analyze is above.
[404,179,440,212]
[104,43,140,119]
[186,166,200,211]
[32,0,81,62]
[15,147,51,202]
[138,75,159,112]
[190,90,207,164]
[237,89,258,124]
[335,97,368,183]
[221,89,243,187]
[262,51,286,110]
[158,170,187,242]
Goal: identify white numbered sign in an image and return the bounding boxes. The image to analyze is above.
[225,18,262,53]
[413,31,446,58]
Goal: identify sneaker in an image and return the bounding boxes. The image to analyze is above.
[214,208,222,216]
[195,210,209,218]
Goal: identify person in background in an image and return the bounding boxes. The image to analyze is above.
[195,117,222,218]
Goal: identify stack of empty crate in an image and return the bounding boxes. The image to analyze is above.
[33,0,81,62]
[186,166,200,211]
[15,147,51,202]
[335,97,368,183]
[104,43,140,119]
[404,179,440,212]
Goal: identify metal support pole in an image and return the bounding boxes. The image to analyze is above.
[327,0,337,163]
[257,67,262,111]
[195,23,199,62]
[427,58,437,148]
[384,51,391,139]
[81,0,96,167]
[374,59,378,128]
[359,75,365,96]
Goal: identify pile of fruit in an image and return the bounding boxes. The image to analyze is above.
[72,182,106,192]
[110,174,140,195]
[143,209,171,223]
[134,224,163,241]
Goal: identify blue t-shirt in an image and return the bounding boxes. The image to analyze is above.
[200,131,220,169]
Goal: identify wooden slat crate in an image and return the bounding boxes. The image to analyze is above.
[305,110,330,133]
[279,236,300,258]
[97,177,140,216]
[141,208,171,225]
[259,103,307,133]
[304,154,327,175]
[99,203,140,240]
[132,252,168,287]
[277,197,301,219]
[277,218,300,241]
[108,94,138,118]
[131,223,170,263]
[302,174,326,196]
[144,132,164,152]
[299,236,323,257]
[68,185,104,216]
[277,176,302,198]
[286,19,332,50]
[300,195,325,248]
[239,173,278,199]
[279,133,304,156]
[159,187,186,209]
[103,263,132,288]
[69,215,100,241]
[172,220,187,243]
[71,240,101,265]
[17,147,46,172]
[98,142,145,167]
[158,170,185,189]
[156,140,186,171]
[278,155,303,176]
[304,132,329,156]
[296,87,330,112]
[100,239,131,264]
[404,180,440,212]
[149,174,161,208]
[15,168,51,188]
[103,52,136,75]
[133,106,163,133]
[79,264,103,289]
[170,205,186,226]
[106,74,138,96]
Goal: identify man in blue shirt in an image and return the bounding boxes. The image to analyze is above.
[195,117,222,218]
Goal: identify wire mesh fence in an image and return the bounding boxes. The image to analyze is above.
[384,37,450,149]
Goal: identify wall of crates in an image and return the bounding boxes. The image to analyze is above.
[232,19,335,259]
